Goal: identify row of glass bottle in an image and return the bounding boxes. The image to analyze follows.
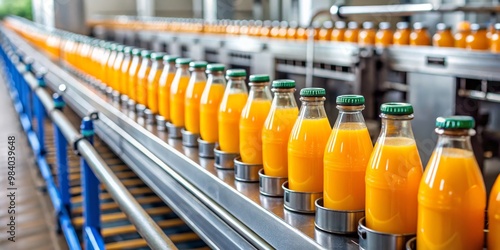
[9,20,500,250]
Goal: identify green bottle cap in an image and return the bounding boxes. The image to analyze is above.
[123,46,133,54]
[175,58,192,65]
[140,50,152,58]
[132,48,142,56]
[300,87,326,97]
[436,116,475,129]
[226,69,247,77]
[109,43,117,50]
[189,61,208,68]
[207,63,225,72]
[151,52,166,60]
[336,95,365,105]
[116,45,125,52]
[272,79,295,88]
[163,55,179,63]
[249,74,270,83]
[380,102,414,115]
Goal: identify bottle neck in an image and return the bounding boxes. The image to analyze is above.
[141,58,152,67]
[190,69,207,82]
[249,83,272,101]
[207,71,225,86]
[379,114,415,139]
[151,59,164,69]
[176,65,190,76]
[163,62,176,73]
[227,77,248,93]
[272,89,297,108]
[435,128,474,152]
[334,105,366,127]
[299,96,327,119]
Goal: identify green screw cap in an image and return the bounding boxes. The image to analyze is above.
[300,87,326,97]
[380,102,414,115]
[190,61,208,69]
[163,55,179,63]
[132,48,142,56]
[141,50,152,58]
[249,74,270,83]
[436,116,475,129]
[176,58,192,65]
[151,52,166,60]
[123,46,133,54]
[272,79,295,88]
[116,45,125,52]
[226,69,247,77]
[207,63,225,72]
[336,95,365,105]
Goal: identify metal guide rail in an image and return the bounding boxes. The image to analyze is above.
[0,29,204,250]
[1,23,360,249]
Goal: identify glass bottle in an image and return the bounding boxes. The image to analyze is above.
[218,69,248,153]
[454,21,471,48]
[358,21,376,46]
[278,21,288,39]
[239,75,273,164]
[344,21,359,43]
[184,61,208,134]
[262,80,298,177]
[288,88,331,192]
[432,23,454,47]
[112,45,125,91]
[365,103,423,234]
[146,52,166,114]
[136,50,152,106]
[318,21,333,41]
[170,58,192,127]
[491,23,500,53]
[324,95,373,210]
[99,42,112,84]
[489,174,500,250]
[393,22,411,45]
[260,20,272,37]
[119,46,133,95]
[158,55,178,121]
[106,43,118,87]
[417,116,485,250]
[375,22,393,47]
[287,21,298,40]
[331,21,346,42]
[466,24,489,51]
[410,22,431,46]
[127,48,143,102]
[200,64,226,143]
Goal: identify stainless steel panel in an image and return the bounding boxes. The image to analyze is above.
[408,72,455,166]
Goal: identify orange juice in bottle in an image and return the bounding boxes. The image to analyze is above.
[318,21,333,41]
[99,42,113,84]
[324,95,373,210]
[127,48,143,101]
[344,22,359,43]
[375,22,393,47]
[287,21,298,40]
[417,116,485,250]
[366,103,423,234]
[136,50,152,106]
[455,21,471,48]
[105,43,118,88]
[111,45,125,91]
[410,22,431,46]
[489,174,500,250]
[358,22,376,46]
[433,23,454,47]
[262,80,298,177]
[239,75,272,164]
[218,69,248,153]
[331,21,346,42]
[394,22,411,45]
[119,46,133,95]
[169,58,192,128]
[200,64,226,143]
[491,23,500,53]
[158,55,178,121]
[184,61,208,135]
[146,52,165,114]
[466,24,489,51]
[288,88,331,193]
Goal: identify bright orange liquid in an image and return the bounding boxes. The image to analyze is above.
[185,81,207,133]
[366,137,423,234]
[489,176,500,250]
[344,29,359,43]
[262,107,298,177]
[454,31,471,48]
[158,72,175,121]
[127,57,141,101]
[331,29,345,42]
[120,57,132,95]
[200,84,226,142]
[410,29,431,46]
[376,30,393,47]
[147,68,163,114]
[418,148,485,250]
[324,123,373,210]
[288,117,331,192]
[136,65,151,106]
[239,100,272,164]
[358,29,376,46]
[466,30,489,50]
[170,76,190,127]
[394,29,410,45]
[218,92,248,153]
[106,52,117,87]
[433,30,455,47]
[112,53,124,92]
